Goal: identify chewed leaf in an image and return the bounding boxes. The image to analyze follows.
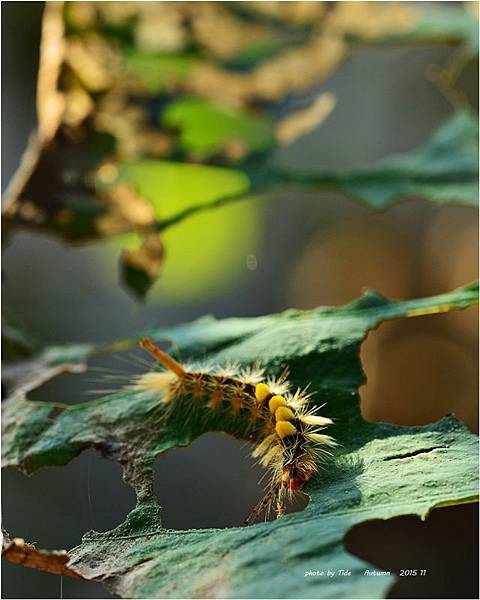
[102,194,261,303]
[2,283,478,598]
[2,538,84,580]
[277,111,479,207]
[101,159,251,223]
[339,111,479,207]
[121,232,165,300]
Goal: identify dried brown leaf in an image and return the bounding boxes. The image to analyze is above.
[94,90,173,158]
[63,84,95,127]
[65,33,121,92]
[188,2,273,59]
[324,1,414,40]
[37,1,66,144]
[123,232,164,280]
[187,64,252,108]
[137,5,187,53]
[95,183,156,236]
[3,2,66,216]
[250,35,346,101]
[275,91,336,145]
[2,538,84,580]
[188,34,346,106]
[242,1,327,26]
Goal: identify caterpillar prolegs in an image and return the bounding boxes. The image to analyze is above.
[136,338,336,525]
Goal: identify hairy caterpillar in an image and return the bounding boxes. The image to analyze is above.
[136,338,336,525]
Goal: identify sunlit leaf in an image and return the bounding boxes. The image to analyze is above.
[163,98,274,158]
[110,159,251,222]
[106,196,261,303]
[98,160,257,300]
[153,196,261,302]
[3,283,478,598]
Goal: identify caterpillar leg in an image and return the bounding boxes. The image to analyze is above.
[244,485,280,526]
[275,483,287,519]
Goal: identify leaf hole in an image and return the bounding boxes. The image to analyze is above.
[344,504,479,599]
[360,310,478,433]
[2,450,136,549]
[153,432,309,529]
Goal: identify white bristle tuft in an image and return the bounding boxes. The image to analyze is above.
[301,415,333,426]
[307,433,337,447]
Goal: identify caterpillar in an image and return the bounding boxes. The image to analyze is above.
[135,338,336,525]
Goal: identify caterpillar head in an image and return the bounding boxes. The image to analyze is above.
[282,464,309,492]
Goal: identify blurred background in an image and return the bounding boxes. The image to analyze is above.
[2,2,478,599]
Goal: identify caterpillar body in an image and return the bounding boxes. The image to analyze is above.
[136,338,336,525]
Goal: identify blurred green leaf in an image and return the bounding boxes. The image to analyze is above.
[339,111,479,207]
[163,98,274,157]
[121,252,158,300]
[120,232,165,300]
[5,2,478,305]
[109,196,261,303]
[224,38,287,70]
[334,3,478,51]
[151,196,261,302]
[409,5,478,52]
[111,159,251,222]
[278,111,479,207]
[124,52,200,93]
[99,160,257,300]
[3,283,478,598]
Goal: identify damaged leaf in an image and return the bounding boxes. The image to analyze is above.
[100,160,251,225]
[121,232,165,300]
[96,163,258,301]
[405,5,479,52]
[2,537,84,580]
[277,110,479,207]
[2,283,478,598]
[3,1,477,299]
[2,342,93,403]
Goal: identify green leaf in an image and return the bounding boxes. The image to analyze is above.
[3,283,478,598]
[338,4,478,52]
[150,196,261,302]
[107,196,262,303]
[123,52,200,93]
[278,111,479,207]
[163,98,274,157]
[98,160,257,301]
[224,39,287,70]
[408,5,479,52]
[109,159,251,223]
